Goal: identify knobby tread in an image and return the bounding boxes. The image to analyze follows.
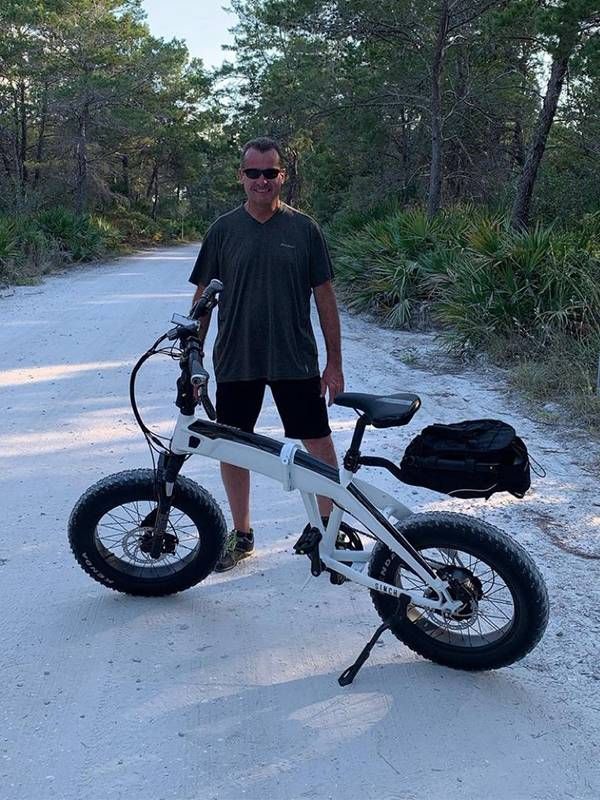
[68,469,227,596]
[369,511,549,671]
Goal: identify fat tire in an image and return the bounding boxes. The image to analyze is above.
[68,469,227,596]
[369,512,549,670]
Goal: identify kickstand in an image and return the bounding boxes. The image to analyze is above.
[338,622,391,686]
[338,599,408,687]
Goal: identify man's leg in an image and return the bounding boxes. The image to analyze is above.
[220,463,251,533]
[213,380,266,571]
[270,377,337,519]
[215,463,254,572]
[303,434,338,518]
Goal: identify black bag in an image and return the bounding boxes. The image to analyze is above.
[399,419,531,499]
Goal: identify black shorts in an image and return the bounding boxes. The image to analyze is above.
[216,376,331,439]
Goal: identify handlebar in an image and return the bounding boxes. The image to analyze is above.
[190,278,223,320]
[184,281,223,420]
[130,283,222,443]
[185,340,216,419]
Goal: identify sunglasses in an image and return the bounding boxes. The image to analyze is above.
[242,168,282,179]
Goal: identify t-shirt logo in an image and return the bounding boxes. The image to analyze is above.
[280,242,296,249]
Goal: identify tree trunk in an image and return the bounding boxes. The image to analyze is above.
[33,84,48,189]
[12,87,21,185]
[510,32,576,230]
[448,45,468,200]
[511,50,529,172]
[427,0,449,219]
[146,163,158,199]
[75,104,89,215]
[284,148,300,207]
[19,80,28,186]
[398,107,411,202]
[512,118,525,169]
[121,154,130,199]
[151,168,159,220]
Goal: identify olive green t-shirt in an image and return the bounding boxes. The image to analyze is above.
[189,203,333,382]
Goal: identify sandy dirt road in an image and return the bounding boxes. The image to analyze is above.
[1,244,599,800]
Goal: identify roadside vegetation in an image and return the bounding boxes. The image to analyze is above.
[0,208,203,285]
[329,206,600,427]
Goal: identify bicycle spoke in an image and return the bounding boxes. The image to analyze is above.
[95,499,200,575]
[395,543,518,649]
[103,512,135,529]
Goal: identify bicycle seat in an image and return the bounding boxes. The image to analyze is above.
[334,392,421,428]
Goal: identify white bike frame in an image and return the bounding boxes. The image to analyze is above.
[169,412,462,614]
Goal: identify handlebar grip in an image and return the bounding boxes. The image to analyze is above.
[190,278,223,320]
[189,350,209,387]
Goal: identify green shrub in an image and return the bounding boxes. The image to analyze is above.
[34,207,110,261]
[104,209,204,245]
[89,215,122,251]
[0,215,59,282]
[15,216,57,273]
[330,206,476,327]
[156,217,182,240]
[331,203,600,429]
[0,218,20,280]
[104,209,156,244]
[1,205,199,284]
[436,224,600,349]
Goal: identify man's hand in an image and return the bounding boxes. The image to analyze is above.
[314,281,344,406]
[321,361,344,406]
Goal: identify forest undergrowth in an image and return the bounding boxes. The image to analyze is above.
[329,205,600,430]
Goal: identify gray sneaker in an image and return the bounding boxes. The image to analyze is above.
[214,529,254,573]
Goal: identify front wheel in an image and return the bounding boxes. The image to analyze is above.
[369,512,549,670]
[68,469,227,596]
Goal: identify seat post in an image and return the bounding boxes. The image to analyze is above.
[343,415,368,473]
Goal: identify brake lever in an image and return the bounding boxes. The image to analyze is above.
[201,390,216,421]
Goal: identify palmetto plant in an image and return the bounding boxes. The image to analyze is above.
[0,219,20,276]
[331,205,600,358]
[436,223,600,349]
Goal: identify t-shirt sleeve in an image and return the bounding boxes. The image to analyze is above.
[309,221,334,288]
[189,222,220,286]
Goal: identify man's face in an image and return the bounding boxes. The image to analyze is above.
[239,148,285,207]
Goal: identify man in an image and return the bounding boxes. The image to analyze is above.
[189,136,344,572]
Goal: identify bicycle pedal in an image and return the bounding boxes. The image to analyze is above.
[293,525,323,577]
[329,570,346,585]
[293,524,321,554]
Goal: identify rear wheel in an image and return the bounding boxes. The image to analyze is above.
[69,469,227,596]
[369,512,549,670]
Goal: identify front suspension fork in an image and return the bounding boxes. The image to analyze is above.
[148,452,186,558]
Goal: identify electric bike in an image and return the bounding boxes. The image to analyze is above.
[68,280,549,684]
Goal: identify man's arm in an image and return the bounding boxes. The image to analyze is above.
[191,282,212,343]
[313,280,344,406]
